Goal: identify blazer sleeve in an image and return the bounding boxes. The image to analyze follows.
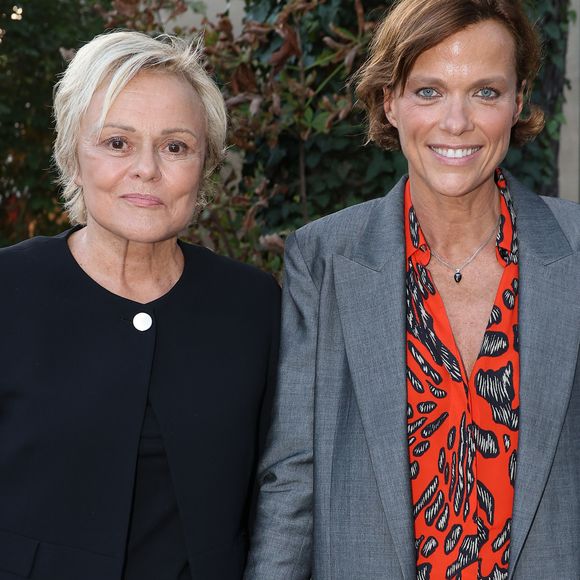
[256,274,282,456]
[244,233,316,580]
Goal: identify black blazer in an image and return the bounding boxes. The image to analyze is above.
[0,230,280,580]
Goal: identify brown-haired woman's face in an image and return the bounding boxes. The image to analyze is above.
[383,20,523,202]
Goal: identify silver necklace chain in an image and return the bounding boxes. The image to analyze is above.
[429,216,501,283]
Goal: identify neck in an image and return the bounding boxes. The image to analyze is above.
[410,179,500,262]
[67,221,184,304]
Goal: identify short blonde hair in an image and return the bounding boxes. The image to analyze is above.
[354,0,544,150]
[53,30,227,225]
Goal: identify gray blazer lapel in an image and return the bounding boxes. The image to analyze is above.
[507,177,580,577]
[334,178,416,579]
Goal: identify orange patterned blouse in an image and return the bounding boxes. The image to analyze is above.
[405,169,520,580]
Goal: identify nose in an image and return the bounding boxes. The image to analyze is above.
[439,96,473,135]
[131,147,162,181]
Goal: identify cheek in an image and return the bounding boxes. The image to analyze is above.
[396,116,425,148]
[75,152,90,187]
[163,173,201,215]
[173,162,204,193]
[486,110,516,143]
[171,187,199,225]
[77,150,111,184]
[80,160,126,199]
[397,105,436,136]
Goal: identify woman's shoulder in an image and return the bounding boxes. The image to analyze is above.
[179,240,280,295]
[505,170,580,252]
[293,176,407,262]
[0,231,69,271]
[540,196,580,250]
[0,232,72,305]
[297,196,383,242]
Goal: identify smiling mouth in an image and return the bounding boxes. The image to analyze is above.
[430,146,481,159]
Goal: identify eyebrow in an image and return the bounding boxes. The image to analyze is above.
[407,76,509,86]
[100,124,200,140]
[101,123,135,132]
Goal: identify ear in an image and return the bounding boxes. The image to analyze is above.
[383,86,398,128]
[513,81,525,126]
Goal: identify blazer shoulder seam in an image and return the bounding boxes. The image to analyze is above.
[539,196,580,253]
[291,230,320,291]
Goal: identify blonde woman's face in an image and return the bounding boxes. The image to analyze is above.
[383,20,523,204]
[75,71,206,244]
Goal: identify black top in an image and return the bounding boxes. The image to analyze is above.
[0,229,280,580]
[122,403,192,580]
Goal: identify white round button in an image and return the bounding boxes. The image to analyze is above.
[133,312,153,332]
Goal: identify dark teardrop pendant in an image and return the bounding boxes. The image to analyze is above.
[454,271,462,283]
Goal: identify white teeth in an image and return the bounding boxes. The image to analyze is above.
[431,147,480,158]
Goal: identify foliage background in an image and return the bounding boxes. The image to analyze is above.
[0,0,575,275]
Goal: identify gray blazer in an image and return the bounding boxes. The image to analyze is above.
[245,172,580,580]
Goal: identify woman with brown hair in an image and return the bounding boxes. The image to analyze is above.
[245,1,579,578]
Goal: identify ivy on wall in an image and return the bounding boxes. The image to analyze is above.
[505,0,575,195]
[0,0,104,245]
[0,0,575,275]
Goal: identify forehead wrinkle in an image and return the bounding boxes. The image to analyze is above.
[412,46,515,86]
[161,128,200,140]
[437,25,514,66]
[102,123,136,132]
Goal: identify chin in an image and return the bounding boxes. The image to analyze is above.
[125,228,184,245]
[431,171,493,198]
[95,220,184,245]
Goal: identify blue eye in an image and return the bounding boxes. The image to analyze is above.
[477,87,498,99]
[417,88,439,99]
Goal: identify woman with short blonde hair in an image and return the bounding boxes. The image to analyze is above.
[53,30,227,224]
[0,30,279,580]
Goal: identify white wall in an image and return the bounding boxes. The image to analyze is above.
[180,0,244,33]
[559,0,580,202]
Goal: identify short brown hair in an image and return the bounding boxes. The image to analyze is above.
[354,0,544,150]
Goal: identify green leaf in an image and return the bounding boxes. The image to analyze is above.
[312,111,330,133]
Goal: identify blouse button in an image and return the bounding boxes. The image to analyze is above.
[133,312,153,332]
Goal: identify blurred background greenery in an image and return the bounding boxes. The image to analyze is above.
[0,0,576,275]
